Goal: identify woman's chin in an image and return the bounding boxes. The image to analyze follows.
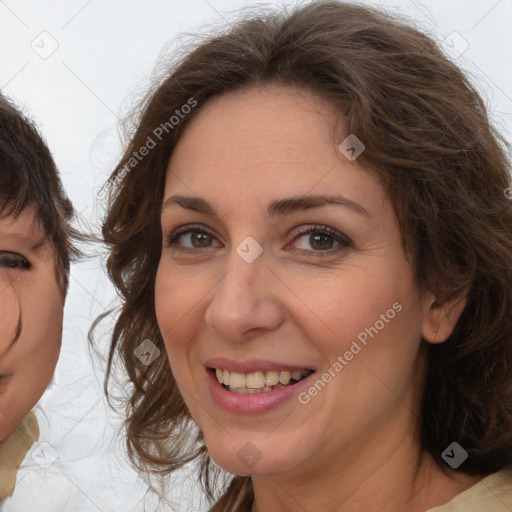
[207,440,302,477]
[210,452,278,477]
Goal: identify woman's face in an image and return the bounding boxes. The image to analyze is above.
[0,205,64,441]
[155,85,437,477]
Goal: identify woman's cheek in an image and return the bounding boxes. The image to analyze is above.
[155,266,207,340]
[305,276,390,337]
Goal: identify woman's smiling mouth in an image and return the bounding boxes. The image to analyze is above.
[213,368,314,394]
[204,359,316,413]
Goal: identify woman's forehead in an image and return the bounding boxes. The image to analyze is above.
[164,86,375,196]
[175,84,340,146]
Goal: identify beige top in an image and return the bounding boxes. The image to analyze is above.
[427,466,512,511]
[0,412,39,500]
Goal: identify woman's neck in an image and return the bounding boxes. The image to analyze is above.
[250,433,484,512]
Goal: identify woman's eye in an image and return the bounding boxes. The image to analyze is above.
[165,226,222,250]
[289,226,351,256]
[164,224,351,257]
[0,251,31,269]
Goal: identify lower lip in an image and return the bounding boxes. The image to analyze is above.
[207,369,315,414]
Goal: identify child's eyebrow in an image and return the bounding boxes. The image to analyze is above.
[0,230,47,251]
[31,236,48,252]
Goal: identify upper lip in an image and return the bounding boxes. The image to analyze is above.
[205,358,315,373]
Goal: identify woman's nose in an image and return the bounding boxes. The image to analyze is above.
[204,249,284,342]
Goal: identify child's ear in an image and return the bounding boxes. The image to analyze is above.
[421,292,467,344]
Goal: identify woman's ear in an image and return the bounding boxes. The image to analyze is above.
[421,292,467,344]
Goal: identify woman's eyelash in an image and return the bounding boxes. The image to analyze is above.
[163,223,352,256]
[164,224,217,249]
[290,225,352,256]
[0,251,31,270]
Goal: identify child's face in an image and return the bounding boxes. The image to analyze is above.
[0,205,64,441]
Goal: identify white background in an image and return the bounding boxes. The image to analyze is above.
[1,0,511,510]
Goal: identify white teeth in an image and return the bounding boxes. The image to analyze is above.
[214,368,311,390]
[229,372,247,388]
[229,386,263,394]
[291,370,302,381]
[265,371,280,386]
[279,371,291,385]
[246,372,265,389]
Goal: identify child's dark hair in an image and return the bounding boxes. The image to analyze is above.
[0,92,81,292]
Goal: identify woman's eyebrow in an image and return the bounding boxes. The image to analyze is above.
[161,194,371,219]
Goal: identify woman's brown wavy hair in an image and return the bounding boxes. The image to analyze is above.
[96,1,512,509]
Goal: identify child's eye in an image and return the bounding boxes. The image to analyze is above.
[0,251,31,269]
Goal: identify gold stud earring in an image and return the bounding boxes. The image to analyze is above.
[433,325,439,341]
